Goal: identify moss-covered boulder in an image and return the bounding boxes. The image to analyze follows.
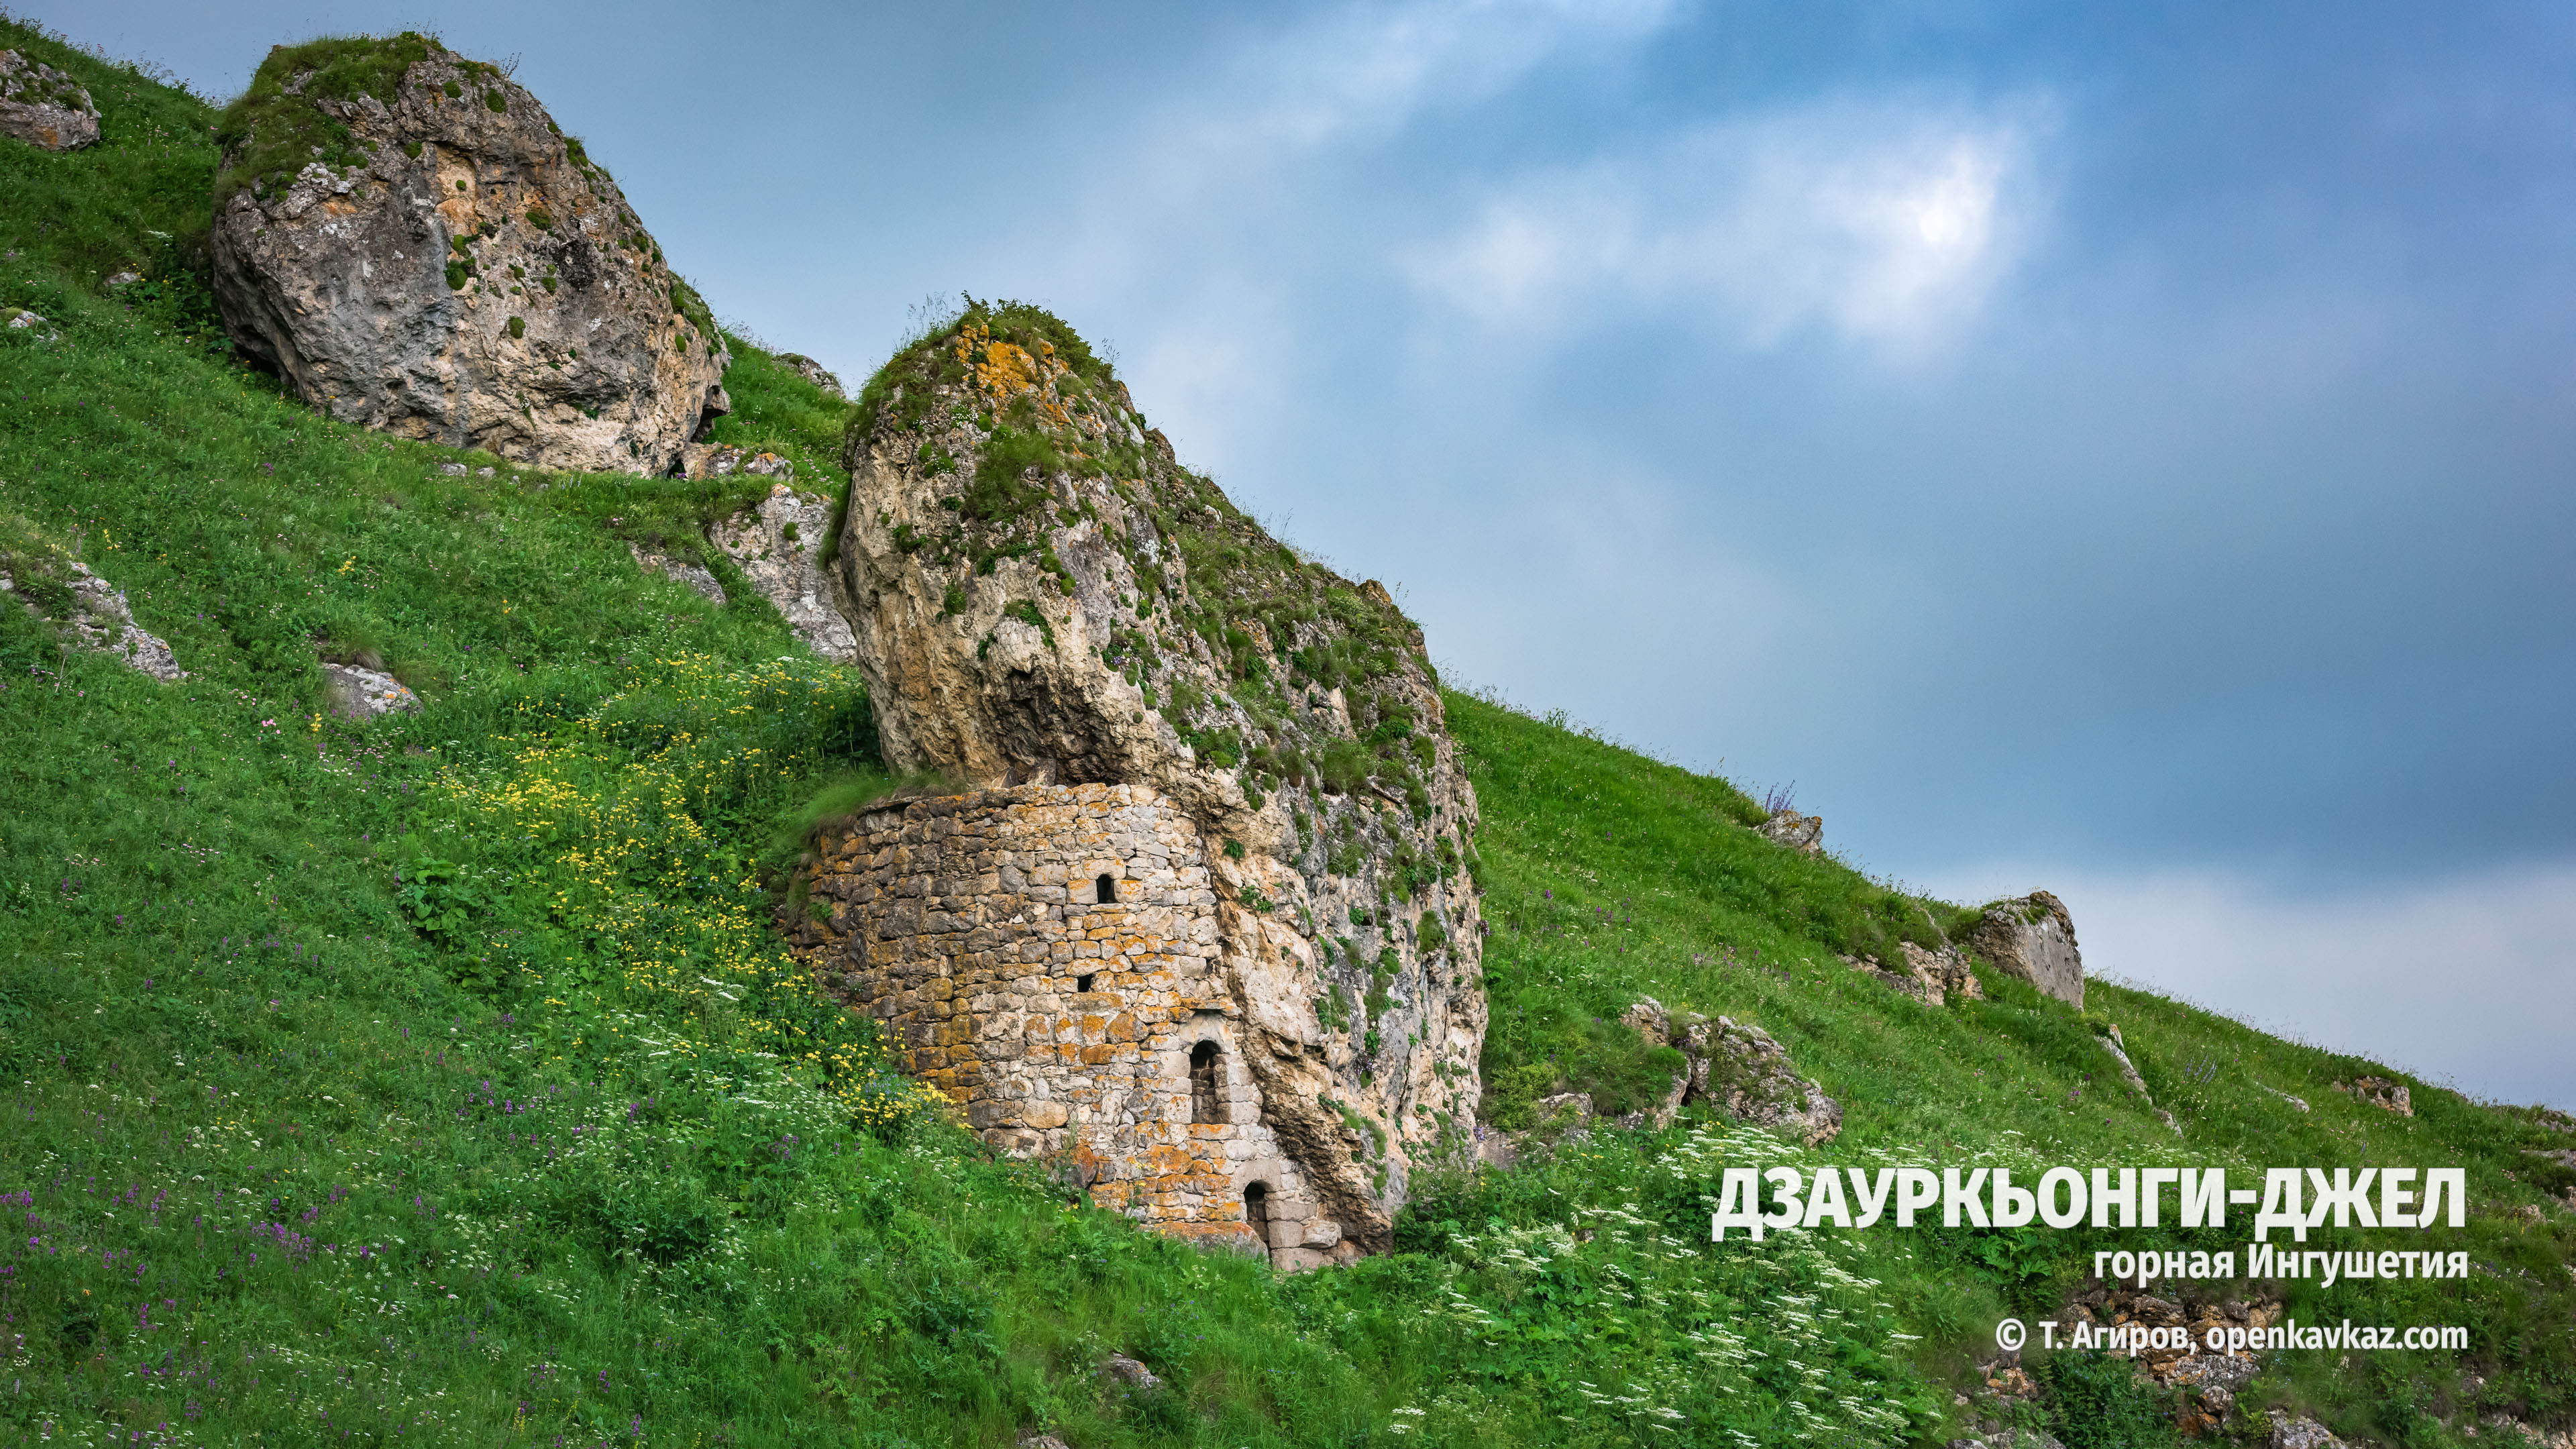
[207,35,725,473]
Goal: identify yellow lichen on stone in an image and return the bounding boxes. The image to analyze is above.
[954,323,1079,431]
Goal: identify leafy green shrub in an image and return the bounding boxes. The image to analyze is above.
[394,856,490,946]
[544,1126,731,1265]
[2039,1350,2179,1448]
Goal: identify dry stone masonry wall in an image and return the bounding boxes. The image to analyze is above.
[800,301,1487,1256]
[207,36,726,474]
[788,784,1356,1267]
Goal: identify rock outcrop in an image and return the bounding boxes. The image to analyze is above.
[1758,809,1823,854]
[1,522,182,682]
[1843,941,1982,1006]
[1966,890,2084,1008]
[1683,1014,1843,1144]
[207,36,727,474]
[2098,1023,2181,1134]
[680,443,793,482]
[775,352,845,398]
[2334,1075,2413,1117]
[0,50,99,152]
[1615,998,1842,1143]
[708,482,857,662]
[627,541,724,606]
[807,302,1484,1253]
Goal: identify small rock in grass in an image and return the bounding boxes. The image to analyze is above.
[2271,1416,2347,1449]
[1099,1354,1162,1392]
[323,663,421,720]
[1758,808,1822,853]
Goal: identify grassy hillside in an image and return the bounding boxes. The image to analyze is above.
[2,18,2571,1449]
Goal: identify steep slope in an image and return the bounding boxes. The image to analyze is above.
[3,19,2571,1449]
[1445,689,2576,1446]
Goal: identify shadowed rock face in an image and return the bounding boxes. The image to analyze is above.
[207,36,724,474]
[0,50,99,152]
[818,303,1485,1252]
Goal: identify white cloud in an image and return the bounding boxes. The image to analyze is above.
[1210,0,1685,154]
[1409,101,2045,347]
[1919,860,2576,1111]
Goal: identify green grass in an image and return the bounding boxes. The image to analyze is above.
[211,34,438,206]
[3,15,2573,1448]
[1448,687,2576,1445]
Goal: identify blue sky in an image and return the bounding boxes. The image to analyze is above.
[40,1,2576,1106]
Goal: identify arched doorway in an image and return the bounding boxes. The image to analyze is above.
[1243,1181,1273,1250]
[1189,1040,1222,1125]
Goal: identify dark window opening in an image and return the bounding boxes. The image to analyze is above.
[1190,1040,1223,1125]
[1244,1181,1272,1248]
[1076,973,1097,994]
[1096,873,1118,904]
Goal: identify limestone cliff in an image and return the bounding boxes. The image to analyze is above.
[816,301,1485,1250]
[207,36,726,473]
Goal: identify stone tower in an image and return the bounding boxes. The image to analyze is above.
[790,301,1485,1264]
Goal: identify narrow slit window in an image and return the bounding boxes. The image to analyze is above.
[1096,873,1118,904]
[1244,1181,1272,1248]
[1190,1040,1222,1125]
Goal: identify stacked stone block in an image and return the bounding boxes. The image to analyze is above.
[798,782,1352,1267]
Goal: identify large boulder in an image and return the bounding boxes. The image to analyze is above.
[1966,890,2084,1008]
[207,35,726,474]
[819,301,1485,1248]
[0,50,99,152]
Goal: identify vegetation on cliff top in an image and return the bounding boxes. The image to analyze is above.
[211,33,437,203]
[3,17,2573,1448]
[851,297,1449,845]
